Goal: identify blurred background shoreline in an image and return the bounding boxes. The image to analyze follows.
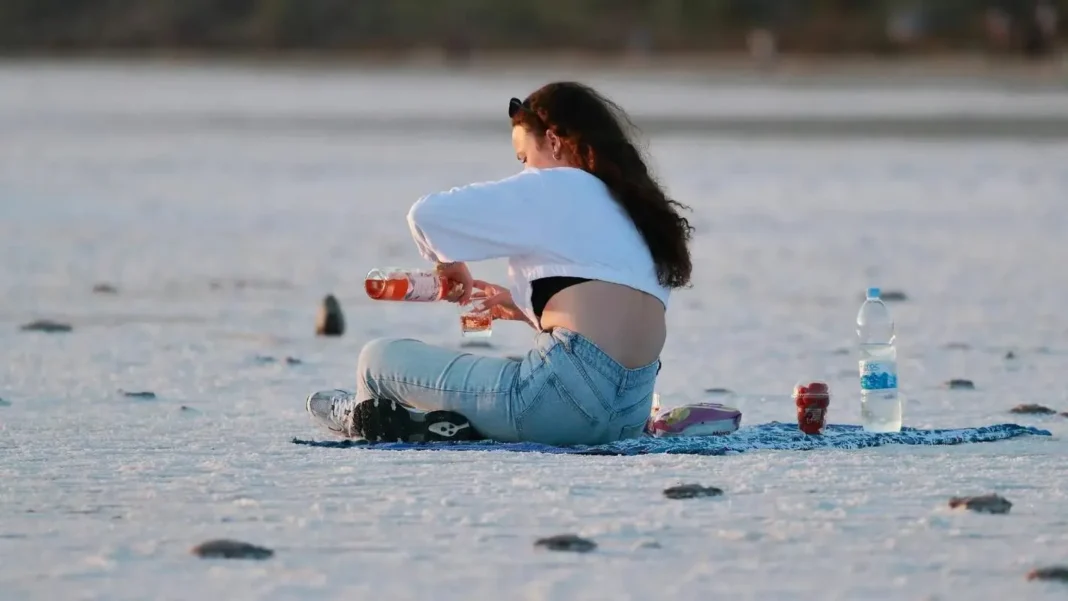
[1,1,1064,75]
[0,2,1063,53]
[3,2,1068,142]
[5,55,1068,140]
[4,50,1066,81]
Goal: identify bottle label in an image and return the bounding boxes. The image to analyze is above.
[403,271,442,302]
[859,359,898,391]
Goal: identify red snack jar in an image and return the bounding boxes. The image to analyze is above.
[793,381,830,435]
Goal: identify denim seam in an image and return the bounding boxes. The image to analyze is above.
[514,376,554,432]
[574,348,627,386]
[515,354,549,394]
[369,376,512,395]
[546,337,616,415]
[515,374,597,435]
[549,375,599,424]
[562,348,616,416]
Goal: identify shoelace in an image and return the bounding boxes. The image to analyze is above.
[329,393,359,428]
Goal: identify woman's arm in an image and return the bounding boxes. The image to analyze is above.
[406,169,551,264]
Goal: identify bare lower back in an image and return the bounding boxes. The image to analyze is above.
[538,280,666,369]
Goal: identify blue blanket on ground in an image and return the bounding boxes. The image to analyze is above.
[291,422,1051,456]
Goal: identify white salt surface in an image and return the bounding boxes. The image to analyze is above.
[1,62,1067,601]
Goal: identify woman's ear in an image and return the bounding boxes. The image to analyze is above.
[545,130,561,155]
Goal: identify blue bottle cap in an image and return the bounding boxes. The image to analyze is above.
[866,287,880,299]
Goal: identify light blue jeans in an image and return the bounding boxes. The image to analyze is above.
[356,327,658,446]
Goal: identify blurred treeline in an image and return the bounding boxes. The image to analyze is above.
[0,0,1062,56]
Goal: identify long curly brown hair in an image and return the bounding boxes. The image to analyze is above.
[510,81,693,289]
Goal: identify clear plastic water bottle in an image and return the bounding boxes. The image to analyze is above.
[856,287,902,432]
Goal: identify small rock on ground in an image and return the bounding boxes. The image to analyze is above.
[1005,351,1017,360]
[120,390,156,400]
[703,387,733,394]
[534,534,597,553]
[1010,404,1057,415]
[663,484,724,499]
[1027,566,1068,582]
[254,355,300,365]
[20,320,73,333]
[945,379,975,390]
[92,283,119,294]
[315,294,345,337]
[948,494,1012,514]
[191,539,274,560]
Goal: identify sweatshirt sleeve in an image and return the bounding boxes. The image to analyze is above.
[406,168,547,263]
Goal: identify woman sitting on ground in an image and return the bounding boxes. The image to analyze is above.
[308,81,694,446]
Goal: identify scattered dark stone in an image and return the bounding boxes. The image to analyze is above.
[191,539,274,560]
[831,348,850,356]
[255,355,302,366]
[120,390,157,400]
[315,294,345,337]
[92,283,119,294]
[0,398,10,407]
[534,534,597,553]
[1004,351,1016,360]
[663,484,724,499]
[948,494,1012,515]
[210,278,292,291]
[1060,412,1068,418]
[179,405,197,412]
[944,342,971,350]
[20,320,73,333]
[945,379,975,390]
[1027,566,1068,582]
[1010,404,1057,415]
[703,388,733,394]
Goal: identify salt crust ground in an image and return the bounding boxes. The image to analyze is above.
[1,62,1066,601]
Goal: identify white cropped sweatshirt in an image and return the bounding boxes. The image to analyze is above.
[406,167,670,328]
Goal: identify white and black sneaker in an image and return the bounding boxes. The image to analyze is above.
[306,389,361,438]
[306,389,482,443]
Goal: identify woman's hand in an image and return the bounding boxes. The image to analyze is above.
[434,261,473,304]
[472,280,535,327]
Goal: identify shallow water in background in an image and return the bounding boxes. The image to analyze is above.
[1,62,1067,601]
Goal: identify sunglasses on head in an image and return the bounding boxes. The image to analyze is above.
[508,97,524,118]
